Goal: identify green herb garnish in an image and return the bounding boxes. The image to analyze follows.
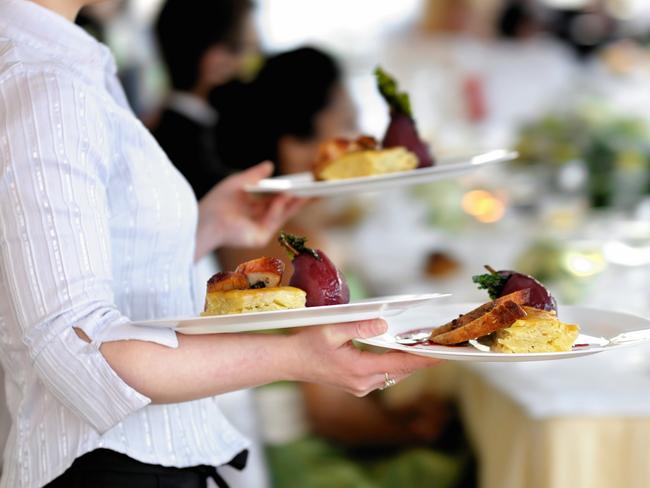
[278,231,320,260]
[374,66,413,118]
[472,265,508,299]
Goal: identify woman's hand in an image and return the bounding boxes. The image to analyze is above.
[286,319,441,397]
[195,162,307,260]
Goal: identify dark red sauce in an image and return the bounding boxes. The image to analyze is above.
[399,329,467,348]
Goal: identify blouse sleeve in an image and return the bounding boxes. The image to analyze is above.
[0,67,176,433]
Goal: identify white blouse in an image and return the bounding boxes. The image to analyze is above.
[0,1,248,486]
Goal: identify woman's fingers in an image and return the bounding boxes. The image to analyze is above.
[321,319,388,347]
[293,321,440,397]
[346,354,440,397]
[369,371,410,393]
[256,194,309,241]
[364,350,442,377]
[284,196,309,217]
[233,160,274,185]
[262,193,293,224]
[345,371,413,397]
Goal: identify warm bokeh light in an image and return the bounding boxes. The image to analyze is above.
[564,250,607,277]
[541,0,590,8]
[461,190,506,223]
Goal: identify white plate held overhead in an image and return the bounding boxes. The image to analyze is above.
[356,303,650,362]
[130,293,448,335]
[246,149,517,197]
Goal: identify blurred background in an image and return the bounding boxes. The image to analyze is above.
[45,0,650,486]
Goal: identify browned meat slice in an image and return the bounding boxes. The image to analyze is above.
[429,289,530,338]
[429,300,527,345]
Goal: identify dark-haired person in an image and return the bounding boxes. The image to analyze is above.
[216,46,357,176]
[152,0,257,200]
[0,1,441,487]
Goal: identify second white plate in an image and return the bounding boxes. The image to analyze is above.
[130,293,448,335]
[356,303,650,362]
[246,149,517,197]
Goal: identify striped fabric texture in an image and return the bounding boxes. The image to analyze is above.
[0,1,248,486]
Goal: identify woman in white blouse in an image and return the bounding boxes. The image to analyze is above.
[0,1,439,487]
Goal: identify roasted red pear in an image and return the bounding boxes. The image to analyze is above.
[473,265,557,312]
[207,271,249,293]
[235,257,285,289]
[375,66,434,168]
[278,232,350,307]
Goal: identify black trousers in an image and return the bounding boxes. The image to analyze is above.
[45,448,248,488]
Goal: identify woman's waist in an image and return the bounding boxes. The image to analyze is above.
[10,392,248,454]
[3,396,250,488]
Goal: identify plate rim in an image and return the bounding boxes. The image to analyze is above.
[129,293,450,328]
[246,149,517,194]
[355,303,650,361]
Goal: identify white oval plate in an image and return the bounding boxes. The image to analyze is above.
[130,294,449,335]
[356,303,650,362]
[246,149,517,197]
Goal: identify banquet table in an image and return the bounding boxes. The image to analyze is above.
[457,342,650,488]
[345,185,650,488]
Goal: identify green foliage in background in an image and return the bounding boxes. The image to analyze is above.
[515,239,606,304]
[267,438,374,488]
[267,437,465,488]
[516,103,650,208]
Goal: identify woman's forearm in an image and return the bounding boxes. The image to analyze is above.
[97,320,440,403]
[100,333,297,403]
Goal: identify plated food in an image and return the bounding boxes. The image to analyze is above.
[355,303,648,362]
[429,266,579,353]
[311,67,434,182]
[130,232,442,333]
[202,257,306,315]
[278,232,350,307]
[376,66,434,168]
[247,149,516,197]
[202,233,350,316]
[246,66,515,196]
[134,294,445,335]
[313,136,417,181]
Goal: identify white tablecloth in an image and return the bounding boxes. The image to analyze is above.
[458,340,650,488]
[464,343,650,418]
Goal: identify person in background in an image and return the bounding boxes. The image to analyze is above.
[216,46,358,272]
[498,0,547,40]
[75,1,151,113]
[550,3,617,59]
[153,0,257,200]
[214,46,357,176]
